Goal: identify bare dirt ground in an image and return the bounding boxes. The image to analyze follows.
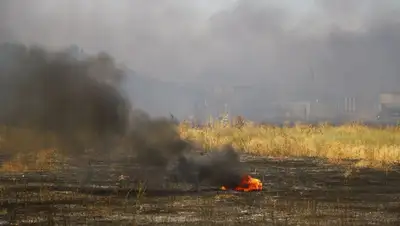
[1,155,400,225]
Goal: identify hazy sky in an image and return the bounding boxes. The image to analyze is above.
[1,0,400,95]
[196,0,315,15]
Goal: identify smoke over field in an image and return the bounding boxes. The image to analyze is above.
[0,44,130,153]
[2,2,400,225]
[0,43,245,188]
[1,0,400,120]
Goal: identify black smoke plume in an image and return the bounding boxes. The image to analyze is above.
[126,110,191,168]
[174,144,245,188]
[0,43,130,153]
[0,43,245,188]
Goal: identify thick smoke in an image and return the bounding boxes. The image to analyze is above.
[0,43,130,153]
[126,110,190,168]
[175,144,245,188]
[0,43,244,188]
[2,0,398,184]
[123,110,245,188]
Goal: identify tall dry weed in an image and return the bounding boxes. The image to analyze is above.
[180,121,400,169]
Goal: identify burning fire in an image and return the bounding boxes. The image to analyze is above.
[221,175,262,192]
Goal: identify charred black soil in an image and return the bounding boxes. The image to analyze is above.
[1,155,400,225]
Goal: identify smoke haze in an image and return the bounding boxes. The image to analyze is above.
[2,0,397,188]
[1,0,400,119]
[175,144,245,188]
[0,44,130,152]
[0,43,243,188]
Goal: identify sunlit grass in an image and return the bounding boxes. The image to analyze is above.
[180,120,400,169]
[0,122,398,224]
[1,120,400,172]
[0,126,65,172]
[0,148,61,172]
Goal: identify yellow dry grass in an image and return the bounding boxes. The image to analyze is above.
[0,126,63,172]
[179,121,400,169]
[0,148,60,172]
[1,121,400,172]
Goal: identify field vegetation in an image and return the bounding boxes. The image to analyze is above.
[180,120,400,170]
[2,119,400,172]
[1,43,399,224]
[1,121,400,225]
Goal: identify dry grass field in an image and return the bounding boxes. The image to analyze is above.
[0,122,400,225]
[180,121,400,169]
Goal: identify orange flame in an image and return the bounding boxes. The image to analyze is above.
[221,175,262,192]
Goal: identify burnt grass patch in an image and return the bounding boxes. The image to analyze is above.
[1,156,400,225]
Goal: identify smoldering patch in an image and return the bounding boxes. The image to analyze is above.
[0,43,260,193]
[169,144,246,189]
